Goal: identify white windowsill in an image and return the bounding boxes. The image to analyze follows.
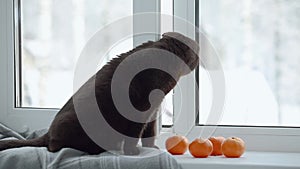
[173,151,300,169]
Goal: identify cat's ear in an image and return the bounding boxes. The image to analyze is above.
[162,32,178,40]
[162,32,199,54]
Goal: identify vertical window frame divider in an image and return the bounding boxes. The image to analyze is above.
[132,0,163,134]
[172,0,197,135]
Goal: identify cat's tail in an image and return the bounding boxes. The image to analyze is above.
[0,133,49,151]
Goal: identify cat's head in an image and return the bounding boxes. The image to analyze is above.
[161,32,199,76]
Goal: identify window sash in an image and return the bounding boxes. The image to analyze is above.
[170,0,300,152]
[0,0,161,133]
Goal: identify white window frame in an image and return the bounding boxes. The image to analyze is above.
[171,0,300,153]
[0,0,58,133]
[1,0,300,153]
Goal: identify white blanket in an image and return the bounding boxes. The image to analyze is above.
[0,123,182,169]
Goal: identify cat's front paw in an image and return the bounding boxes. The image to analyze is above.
[124,146,140,155]
[143,144,159,149]
[152,145,159,149]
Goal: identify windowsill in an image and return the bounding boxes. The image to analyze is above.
[173,151,300,169]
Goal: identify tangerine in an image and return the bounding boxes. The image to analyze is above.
[189,138,213,158]
[209,136,225,156]
[221,137,245,158]
[165,135,189,155]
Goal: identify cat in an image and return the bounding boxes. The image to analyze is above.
[0,32,199,155]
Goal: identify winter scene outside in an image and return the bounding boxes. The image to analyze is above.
[20,0,300,127]
[199,0,300,126]
[20,0,132,108]
[20,0,174,125]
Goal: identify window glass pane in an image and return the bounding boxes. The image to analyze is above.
[20,0,173,126]
[20,0,132,108]
[199,0,300,126]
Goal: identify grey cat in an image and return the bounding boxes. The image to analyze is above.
[0,32,199,155]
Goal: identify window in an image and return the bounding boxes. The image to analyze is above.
[1,0,174,132]
[17,0,173,126]
[198,0,300,127]
[168,0,300,153]
[1,0,300,152]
